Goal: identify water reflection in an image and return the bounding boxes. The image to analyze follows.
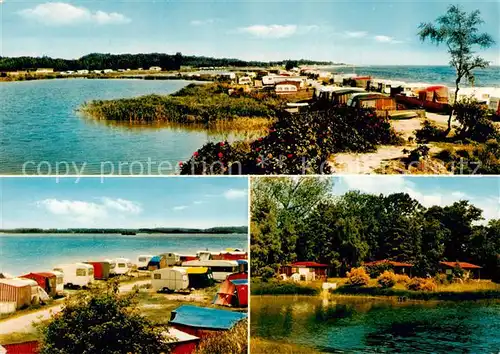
[251,296,500,353]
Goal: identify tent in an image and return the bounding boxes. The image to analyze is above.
[181,267,214,289]
[236,260,248,272]
[169,305,247,337]
[147,255,167,271]
[213,278,248,307]
[1,341,39,354]
[0,278,33,309]
[20,272,57,298]
[85,262,111,280]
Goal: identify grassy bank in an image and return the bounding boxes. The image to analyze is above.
[251,279,320,296]
[80,83,281,128]
[250,338,322,354]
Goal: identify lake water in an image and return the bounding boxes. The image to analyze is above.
[330,65,500,87]
[251,296,500,353]
[0,79,246,175]
[0,233,247,275]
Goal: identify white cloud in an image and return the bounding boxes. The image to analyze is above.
[18,2,130,26]
[193,201,205,205]
[224,189,247,200]
[36,197,141,224]
[374,35,403,44]
[237,24,319,39]
[173,205,188,211]
[345,31,367,38]
[190,19,215,26]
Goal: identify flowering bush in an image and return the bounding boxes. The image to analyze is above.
[407,277,437,292]
[180,106,402,175]
[346,267,370,286]
[377,271,397,288]
[395,274,411,285]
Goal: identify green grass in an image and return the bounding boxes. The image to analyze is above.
[80,83,283,127]
[251,279,320,296]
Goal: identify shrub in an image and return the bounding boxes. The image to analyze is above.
[395,274,411,285]
[454,98,500,142]
[434,273,451,285]
[181,107,402,175]
[251,279,319,295]
[407,277,437,292]
[346,267,370,286]
[436,143,500,175]
[260,266,276,281]
[195,319,247,354]
[377,271,397,288]
[415,120,447,143]
[366,263,393,278]
[38,281,170,354]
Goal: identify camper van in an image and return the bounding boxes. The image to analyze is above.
[137,255,154,270]
[160,253,181,266]
[107,258,133,275]
[151,268,189,293]
[181,260,239,281]
[53,263,94,288]
[47,270,64,296]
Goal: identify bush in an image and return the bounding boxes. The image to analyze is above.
[39,281,170,354]
[195,319,247,354]
[260,266,276,281]
[395,274,411,285]
[415,120,447,143]
[436,143,500,175]
[454,98,500,142]
[346,267,370,286]
[366,263,393,278]
[407,277,437,292]
[434,273,451,285]
[377,271,397,288]
[181,107,402,175]
[251,279,319,295]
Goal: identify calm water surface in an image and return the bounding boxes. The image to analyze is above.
[0,79,247,175]
[0,233,247,275]
[251,295,500,353]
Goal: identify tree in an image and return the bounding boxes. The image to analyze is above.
[418,5,495,132]
[285,60,298,71]
[39,281,171,354]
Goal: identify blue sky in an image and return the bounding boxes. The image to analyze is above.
[1,0,499,65]
[0,177,249,229]
[334,176,499,221]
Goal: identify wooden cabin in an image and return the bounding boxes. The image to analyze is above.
[439,261,482,279]
[363,260,413,275]
[280,261,329,281]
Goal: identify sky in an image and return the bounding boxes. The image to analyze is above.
[0,177,249,229]
[333,176,500,222]
[1,0,499,65]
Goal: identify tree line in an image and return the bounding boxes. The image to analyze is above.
[251,177,499,279]
[1,226,248,234]
[0,53,333,72]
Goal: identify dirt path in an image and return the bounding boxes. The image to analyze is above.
[331,113,454,174]
[0,280,150,335]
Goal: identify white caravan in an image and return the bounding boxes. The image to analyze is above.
[137,255,155,270]
[107,258,133,275]
[151,268,189,293]
[47,270,64,295]
[53,263,94,288]
[181,260,239,281]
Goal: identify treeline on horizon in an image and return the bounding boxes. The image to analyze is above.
[0,53,334,71]
[251,177,500,279]
[0,226,248,234]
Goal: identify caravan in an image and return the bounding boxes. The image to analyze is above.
[47,270,64,296]
[107,258,133,275]
[137,255,154,270]
[53,263,94,288]
[181,260,239,281]
[151,268,189,293]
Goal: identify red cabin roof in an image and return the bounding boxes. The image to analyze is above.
[440,261,482,269]
[291,262,329,268]
[364,260,413,267]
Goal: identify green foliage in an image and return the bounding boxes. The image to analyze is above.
[366,263,394,278]
[346,267,370,286]
[181,107,402,175]
[260,266,277,281]
[454,98,500,142]
[250,178,500,280]
[377,271,397,288]
[38,281,171,354]
[415,120,447,143]
[435,141,500,174]
[407,145,430,163]
[195,320,247,354]
[285,60,298,71]
[251,279,319,295]
[81,83,282,124]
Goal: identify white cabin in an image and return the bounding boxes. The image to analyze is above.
[53,263,94,288]
[181,260,239,281]
[151,268,189,292]
[137,255,155,270]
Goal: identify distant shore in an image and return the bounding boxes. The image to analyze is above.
[0,226,248,235]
